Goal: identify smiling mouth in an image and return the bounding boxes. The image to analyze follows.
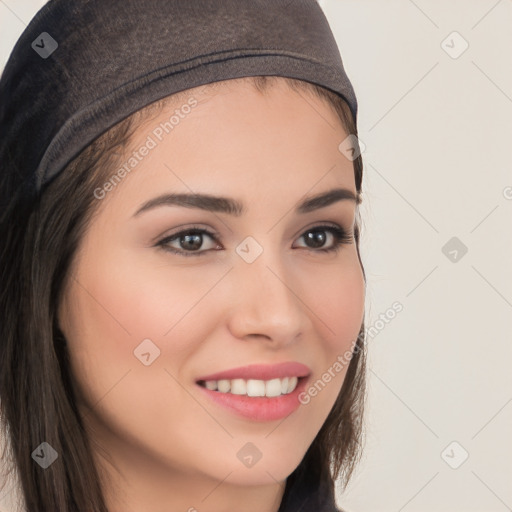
[196,375,307,398]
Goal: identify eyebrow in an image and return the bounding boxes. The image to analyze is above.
[133,187,360,218]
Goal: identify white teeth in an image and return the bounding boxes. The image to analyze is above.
[247,379,265,397]
[265,378,282,397]
[200,376,301,397]
[230,379,246,395]
[287,376,298,394]
[217,379,230,393]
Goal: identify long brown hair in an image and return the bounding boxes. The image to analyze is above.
[0,76,366,511]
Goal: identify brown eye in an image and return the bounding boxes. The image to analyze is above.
[294,225,353,253]
[157,227,220,257]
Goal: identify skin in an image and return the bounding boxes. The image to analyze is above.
[58,78,365,512]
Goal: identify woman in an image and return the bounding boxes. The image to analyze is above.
[0,1,367,511]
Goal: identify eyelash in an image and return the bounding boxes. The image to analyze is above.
[156,224,353,257]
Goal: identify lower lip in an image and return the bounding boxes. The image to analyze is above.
[196,377,310,421]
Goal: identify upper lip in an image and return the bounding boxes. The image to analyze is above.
[196,362,311,382]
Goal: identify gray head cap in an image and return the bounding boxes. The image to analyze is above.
[0,0,357,196]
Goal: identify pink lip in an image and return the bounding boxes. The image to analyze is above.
[196,374,311,421]
[195,362,311,382]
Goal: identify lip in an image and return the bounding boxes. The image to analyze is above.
[196,374,311,421]
[195,362,311,382]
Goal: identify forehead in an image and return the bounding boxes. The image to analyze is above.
[133,77,348,145]
[98,78,356,216]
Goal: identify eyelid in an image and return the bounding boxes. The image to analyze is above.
[156,224,220,244]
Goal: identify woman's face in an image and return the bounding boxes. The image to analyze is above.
[58,78,365,508]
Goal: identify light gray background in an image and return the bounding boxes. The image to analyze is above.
[1,1,511,511]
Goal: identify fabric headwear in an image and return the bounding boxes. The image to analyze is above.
[0,0,358,196]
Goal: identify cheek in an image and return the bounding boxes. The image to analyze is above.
[289,255,364,409]
[59,247,232,404]
[306,258,364,404]
[307,256,365,354]
[64,247,226,353]
[58,252,222,457]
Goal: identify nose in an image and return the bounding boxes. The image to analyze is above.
[226,246,310,347]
